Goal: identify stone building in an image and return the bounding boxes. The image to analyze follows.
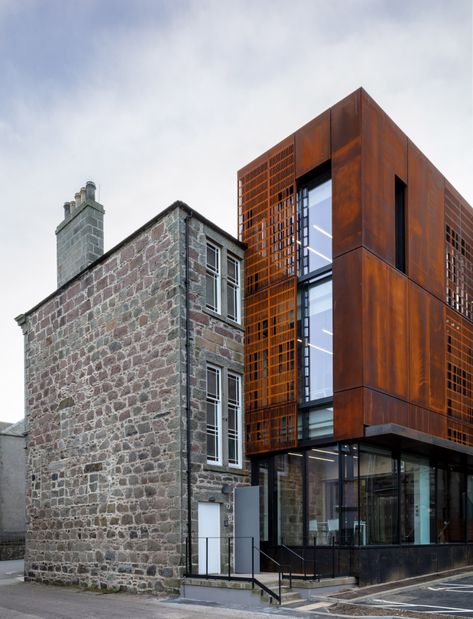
[0,419,26,560]
[15,184,247,595]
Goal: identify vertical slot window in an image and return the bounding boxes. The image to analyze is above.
[395,177,407,273]
[206,365,222,464]
[206,242,221,313]
[228,373,242,467]
[227,255,241,323]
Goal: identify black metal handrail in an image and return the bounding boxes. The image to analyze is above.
[280,541,320,583]
[184,536,282,604]
[252,544,282,603]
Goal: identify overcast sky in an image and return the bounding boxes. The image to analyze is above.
[0,0,472,424]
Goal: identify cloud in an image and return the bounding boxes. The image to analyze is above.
[0,0,472,422]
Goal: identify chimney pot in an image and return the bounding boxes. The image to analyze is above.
[56,181,104,287]
[85,181,96,201]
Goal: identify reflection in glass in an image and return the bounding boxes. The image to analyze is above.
[468,474,473,542]
[300,179,332,274]
[302,280,333,401]
[360,448,398,545]
[447,468,465,543]
[298,407,334,440]
[307,446,339,545]
[258,462,269,542]
[400,454,432,544]
[341,445,358,545]
[276,453,304,545]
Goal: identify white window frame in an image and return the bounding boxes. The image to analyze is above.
[227,372,242,468]
[206,364,222,465]
[227,255,241,324]
[206,241,221,314]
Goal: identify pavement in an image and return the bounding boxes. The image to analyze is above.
[0,560,307,619]
[5,560,473,618]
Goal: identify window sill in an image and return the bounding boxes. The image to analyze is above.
[203,307,244,332]
[204,463,249,477]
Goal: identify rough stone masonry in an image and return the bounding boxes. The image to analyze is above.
[16,201,247,595]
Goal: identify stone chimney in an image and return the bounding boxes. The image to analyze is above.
[56,181,105,287]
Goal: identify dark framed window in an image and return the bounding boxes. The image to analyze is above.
[299,174,332,276]
[395,176,407,273]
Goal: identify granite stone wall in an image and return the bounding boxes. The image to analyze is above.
[20,205,247,595]
[183,215,247,574]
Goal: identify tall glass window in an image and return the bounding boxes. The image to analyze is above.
[467,474,473,541]
[400,454,433,544]
[302,279,333,401]
[258,462,270,543]
[227,373,242,467]
[300,178,332,275]
[276,453,304,545]
[307,446,339,545]
[206,242,221,313]
[449,468,465,542]
[360,448,398,545]
[206,365,221,464]
[227,255,241,323]
[341,444,359,545]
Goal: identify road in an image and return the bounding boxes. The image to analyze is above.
[352,572,473,617]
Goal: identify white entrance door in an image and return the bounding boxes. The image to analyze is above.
[198,502,221,574]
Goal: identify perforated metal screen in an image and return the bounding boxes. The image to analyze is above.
[239,142,297,454]
[445,190,473,446]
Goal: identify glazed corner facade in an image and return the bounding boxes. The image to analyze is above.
[238,88,473,583]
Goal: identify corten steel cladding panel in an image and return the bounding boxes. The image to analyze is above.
[362,251,409,400]
[408,141,445,301]
[361,92,408,266]
[239,140,298,455]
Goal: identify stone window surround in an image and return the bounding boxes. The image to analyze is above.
[204,236,243,326]
[227,371,242,467]
[205,240,221,314]
[226,253,241,324]
[206,364,222,466]
[204,355,244,471]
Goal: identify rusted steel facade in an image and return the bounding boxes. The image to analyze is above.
[239,88,473,454]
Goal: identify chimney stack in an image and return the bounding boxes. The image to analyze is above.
[56,181,105,287]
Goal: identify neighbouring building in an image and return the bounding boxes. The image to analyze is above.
[239,88,473,585]
[15,185,247,594]
[0,419,26,560]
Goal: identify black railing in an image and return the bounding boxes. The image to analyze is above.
[262,538,352,580]
[184,536,282,604]
[280,538,320,583]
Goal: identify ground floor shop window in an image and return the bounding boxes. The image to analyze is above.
[277,453,304,545]
[253,443,473,549]
[359,448,398,545]
[307,446,339,544]
[400,454,433,544]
